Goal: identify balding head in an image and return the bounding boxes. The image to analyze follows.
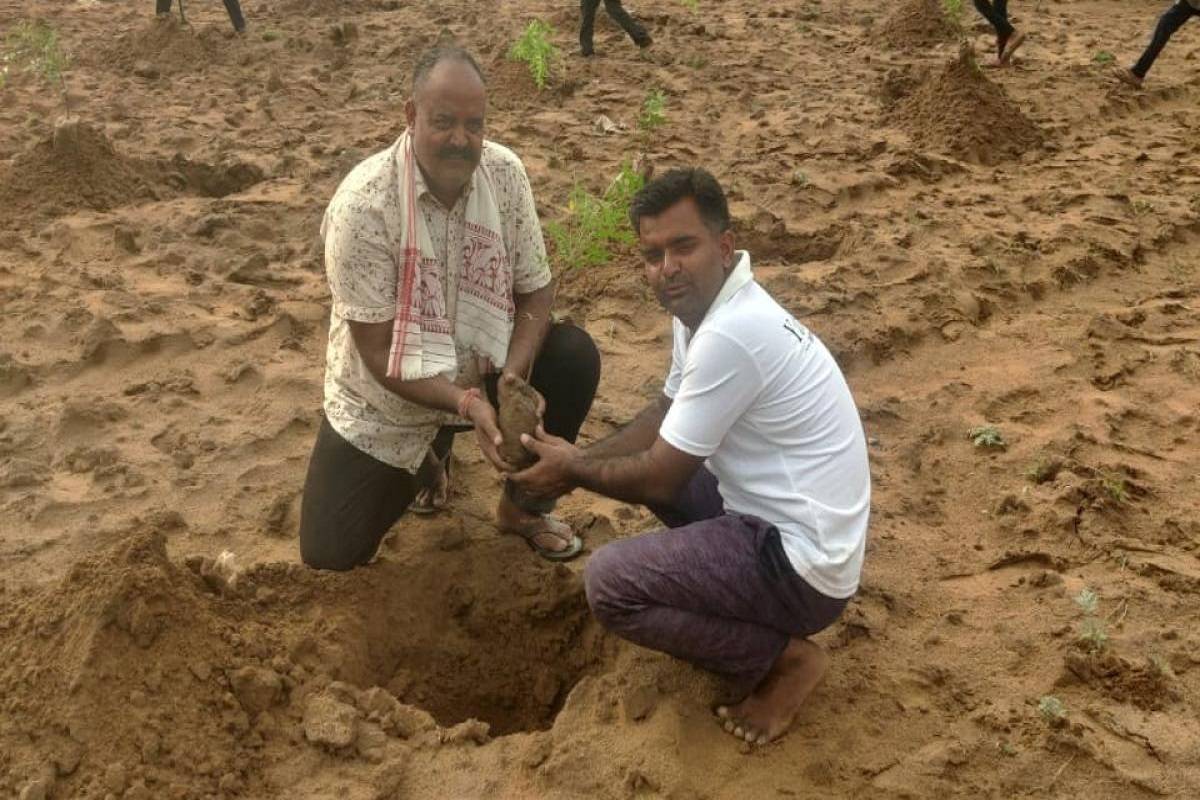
[405,46,487,207]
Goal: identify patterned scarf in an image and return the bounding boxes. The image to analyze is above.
[388,131,514,380]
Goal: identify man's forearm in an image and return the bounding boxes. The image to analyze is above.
[567,450,672,507]
[583,395,671,460]
[506,283,555,379]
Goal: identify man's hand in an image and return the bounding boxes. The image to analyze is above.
[464,395,516,473]
[509,425,581,498]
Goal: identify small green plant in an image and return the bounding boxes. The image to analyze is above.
[1074,587,1109,652]
[1025,457,1060,484]
[545,162,645,270]
[1094,50,1115,65]
[998,741,1018,757]
[1079,617,1109,651]
[1037,695,1067,722]
[639,89,667,132]
[0,20,72,114]
[942,0,965,25]
[791,170,809,188]
[1100,472,1128,504]
[969,425,1005,449]
[508,20,558,91]
[1073,588,1099,615]
[261,29,282,42]
[680,0,700,10]
[1131,199,1155,217]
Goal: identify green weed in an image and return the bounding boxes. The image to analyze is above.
[1074,587,1109,653]
[1037,695,1067,722]
[1079,617,1109,651]
[545,162,645,271]
[261,29,282,42]
[509,20,558,91]
[680,0,700,10]
[1094,51,1115,65]
[639,89,667,132]
[968,425,1005,449]
[1,20,71,114]
[1100,472,1128,504]
[1131,199,1155,217]
[942,0,965,25]
[1025,457,1061,484]
[1073,588,1099,616]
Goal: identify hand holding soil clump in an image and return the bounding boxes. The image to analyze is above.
[497,374,541,469]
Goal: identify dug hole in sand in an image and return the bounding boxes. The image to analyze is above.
[0,524,724,798]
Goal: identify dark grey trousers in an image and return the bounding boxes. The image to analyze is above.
[583,468,849,697]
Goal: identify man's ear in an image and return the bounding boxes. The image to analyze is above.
[404,99,417,129]
[719,228,736,271]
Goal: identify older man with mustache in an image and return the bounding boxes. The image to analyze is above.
[299,45,600,569]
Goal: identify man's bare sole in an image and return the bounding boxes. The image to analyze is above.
[714,638,828,745]
[496,495,583,561]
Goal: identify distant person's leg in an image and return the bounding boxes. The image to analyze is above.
[222,0,247,32]
[580,0,602,56]
[1128,2,1197,84]
[602,0,652,48]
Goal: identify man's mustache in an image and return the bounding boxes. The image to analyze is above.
[438,147,477,161]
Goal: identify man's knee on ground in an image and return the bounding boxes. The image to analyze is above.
[543,324,601,382]
[299,528,366,572]
[583,543,631,628]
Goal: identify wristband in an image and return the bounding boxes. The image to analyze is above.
[457,387,482,420]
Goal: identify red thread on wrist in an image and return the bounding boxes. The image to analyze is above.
[457,388,482,419]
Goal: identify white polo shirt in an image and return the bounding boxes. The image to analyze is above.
[660,253,871,598]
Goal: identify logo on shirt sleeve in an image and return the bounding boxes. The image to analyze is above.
[782,317,812,348]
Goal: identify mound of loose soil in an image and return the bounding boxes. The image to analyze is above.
[0,120,161,220]
[880,0,961,50]
[0,528,608,797]
[99,16,223,76]
[0,121,266,225]
[885,45,1044,163]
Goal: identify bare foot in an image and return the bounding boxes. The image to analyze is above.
[999,30,1026,66]
[714,638,828,745]
[496,495,581,560]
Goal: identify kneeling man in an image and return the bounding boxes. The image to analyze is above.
[511,168,870,744]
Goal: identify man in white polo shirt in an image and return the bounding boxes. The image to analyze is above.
[511,167,870,745]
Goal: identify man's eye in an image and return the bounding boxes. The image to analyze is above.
[466,121,484,134]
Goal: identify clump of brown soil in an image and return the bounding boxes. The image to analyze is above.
[880,0,961,50]
[885,45,1044,164]
[498,374,541,468]
[0,120,160,219]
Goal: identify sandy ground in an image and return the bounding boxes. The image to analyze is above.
[1,0,1199,797]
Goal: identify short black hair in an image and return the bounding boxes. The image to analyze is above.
[629,167,731,235]
[411,45,486,94]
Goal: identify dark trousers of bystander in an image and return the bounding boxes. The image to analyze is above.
[580,0,651,55]
[156,0,246,32]
[973,0,1015,55]
[1132,1,1198,79]
[298,323,601,571]
[583,467,851,700]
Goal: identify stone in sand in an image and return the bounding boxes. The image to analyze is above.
[497,376,540,468]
